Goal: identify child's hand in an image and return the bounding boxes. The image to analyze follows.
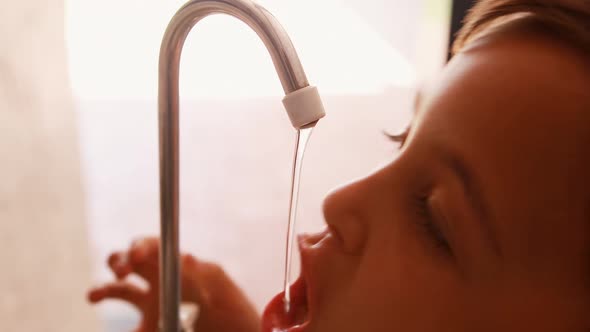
[87,237,260,332]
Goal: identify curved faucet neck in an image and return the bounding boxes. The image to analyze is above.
[159,0,310,96]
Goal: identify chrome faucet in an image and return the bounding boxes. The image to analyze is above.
[158,0,325,330]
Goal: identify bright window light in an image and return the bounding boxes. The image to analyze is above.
[65,0,416,100]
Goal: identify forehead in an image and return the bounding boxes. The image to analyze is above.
[414,32,590,265]
[417,31,590,180]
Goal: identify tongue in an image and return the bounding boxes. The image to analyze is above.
[261,292,293,332]
[261,278,307,332]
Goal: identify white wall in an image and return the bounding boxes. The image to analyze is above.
[339,0,451,81]
[0,0,99,330]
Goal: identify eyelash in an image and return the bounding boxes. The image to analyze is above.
[385,126,410,150]
[412,194,451,252]
[386,125,451,253]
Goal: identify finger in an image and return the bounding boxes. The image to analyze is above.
[128,237,161,286]
[129,237,160,263]
[180,254,204,303]
[180,254,228,305]
[181,253,201,277]
[108,251,132,279]
[87,281,147,308]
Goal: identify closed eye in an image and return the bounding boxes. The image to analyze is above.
[413,194,451,254]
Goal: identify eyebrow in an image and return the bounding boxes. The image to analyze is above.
[440,152,502,257]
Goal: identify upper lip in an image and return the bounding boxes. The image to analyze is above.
[295,233,320,329]
[298,227,334,251]
[297,227,338,319]
[297,229,328,307]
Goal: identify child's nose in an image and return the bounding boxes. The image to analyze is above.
[322,179,370,255]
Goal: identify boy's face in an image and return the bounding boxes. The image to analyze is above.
[263,32,590,332]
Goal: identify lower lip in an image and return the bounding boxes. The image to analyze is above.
[262,276,310,332]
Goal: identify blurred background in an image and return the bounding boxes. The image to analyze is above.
[0,0,462,330]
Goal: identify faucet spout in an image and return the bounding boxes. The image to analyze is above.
[158,0,325,330]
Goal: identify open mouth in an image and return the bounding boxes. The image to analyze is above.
[262,229,335,332]
[261,275,310,332]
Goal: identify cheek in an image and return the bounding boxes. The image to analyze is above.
[341,223,466,330]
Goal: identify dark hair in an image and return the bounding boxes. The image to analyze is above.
[451,0,590,56]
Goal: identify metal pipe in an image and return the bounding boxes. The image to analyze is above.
[158,0,313,330]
